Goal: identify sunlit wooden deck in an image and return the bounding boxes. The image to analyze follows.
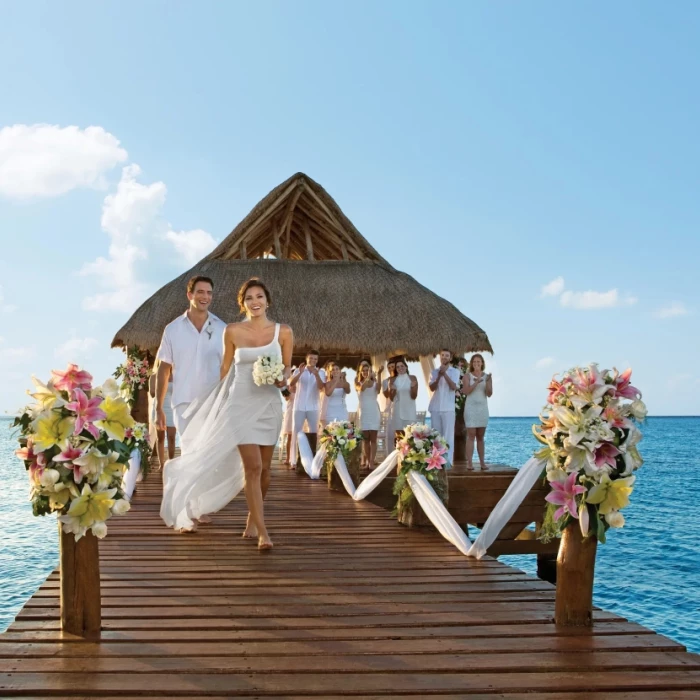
[1,463,699,698]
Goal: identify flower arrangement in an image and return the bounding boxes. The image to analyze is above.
[124,421,152,480]
[534,364,646,543]
[319,420,362,463]
[13,364,134,540]
[252,354,285,386]
[113,347,151,406]
[394,423,450,513]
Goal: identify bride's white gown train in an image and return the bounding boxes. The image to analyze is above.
[160,324,284,531]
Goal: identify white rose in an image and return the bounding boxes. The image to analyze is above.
[39,469,61,491]
[630,400,647,421]
[91,522,108,539]
[413,439,424,450]
[112,498,131,515]
[605,511,625,528]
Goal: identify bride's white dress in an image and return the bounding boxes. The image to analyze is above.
[160,323,284,530]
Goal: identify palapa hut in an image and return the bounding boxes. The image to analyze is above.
[112,173,492,365]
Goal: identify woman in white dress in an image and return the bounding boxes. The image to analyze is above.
[160,278,293,551]
[355,359,381,469]
[388,358,418,443]
[463,353,493,470]
[381,359,397,451]
[322,363,350,423]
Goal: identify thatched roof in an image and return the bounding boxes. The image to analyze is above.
[112,173,493,365]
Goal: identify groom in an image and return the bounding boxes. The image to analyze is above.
[155,275,227,454]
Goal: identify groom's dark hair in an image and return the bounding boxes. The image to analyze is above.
[187,275,214,294]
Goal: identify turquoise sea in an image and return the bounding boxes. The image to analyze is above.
[1,415,699,653]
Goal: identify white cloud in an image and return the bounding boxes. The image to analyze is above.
[535,357,555,370]
[0,124,127,199]
[0,344,36,364]
[0,284,17,313]
[540,276,565,297]
[653,301,690,319]
[54,336,99,361]
[80,165,164,312]
[559,289,637,310]
[164,228,218,265]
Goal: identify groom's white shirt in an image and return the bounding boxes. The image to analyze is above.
[156,311,227,423]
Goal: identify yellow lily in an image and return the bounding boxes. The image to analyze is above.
[28,376,65,413]
[59,484,117,539]
[95,396,134,441]
[32,411,75,452]
[96,451,127,490]
[586,474,635,514]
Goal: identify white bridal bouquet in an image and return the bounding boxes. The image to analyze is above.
[252,355,285,386]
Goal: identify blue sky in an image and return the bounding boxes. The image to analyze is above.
[0,1,697,416]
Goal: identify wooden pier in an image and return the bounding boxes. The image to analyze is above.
[1,463,699,698]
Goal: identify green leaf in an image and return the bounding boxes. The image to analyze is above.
[596,515,607,544]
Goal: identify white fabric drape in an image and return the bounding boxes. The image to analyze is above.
[407,471,472,553]
[123,449,141,500]
[467,456,546,558]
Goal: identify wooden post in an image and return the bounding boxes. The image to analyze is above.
[59,524,101,638]
[398,470,449,528]
[453,413,467,463]
[328,447,361,492]
[555,524,597,626]
[303,217,314,261]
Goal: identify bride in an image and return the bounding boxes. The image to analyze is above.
[160,277,293,550]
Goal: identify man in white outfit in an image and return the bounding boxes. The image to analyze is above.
[428,349,460,466]
[289,350,326,461]
[156,275,227,454]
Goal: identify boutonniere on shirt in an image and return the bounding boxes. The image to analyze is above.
[205,320,213,340]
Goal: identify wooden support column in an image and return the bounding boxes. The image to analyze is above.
[340,241,349,261]
[240,241,247,260]
[555,524,597,626]
[272,219,282,258]
[303,217,314,261]
[59,524,101,638]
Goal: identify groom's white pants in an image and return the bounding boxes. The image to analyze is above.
[430,410,456,466]
[291,409,320,463]
[173,402,194,454]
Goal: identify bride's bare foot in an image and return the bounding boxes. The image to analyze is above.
[258,535,273,551]
[177,524,197,534]
[242,513,258,538]
[197,514,212,524]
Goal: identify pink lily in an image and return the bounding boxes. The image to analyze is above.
[426,445,446,471]
[399,441,411,457]
[591,442,621,471]
[613,368,641,400]
[546,472,586,520]
[16,440,44,471]
[603,404,630,429]
[53,446,86,481]
[571,364,612,404]
[65,389,106,439]
[51,364,93,394]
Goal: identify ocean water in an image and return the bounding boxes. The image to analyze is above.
[1,416,699,653]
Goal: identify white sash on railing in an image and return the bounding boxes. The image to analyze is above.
[296,431,546,560]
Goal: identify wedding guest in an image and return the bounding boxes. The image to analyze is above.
[388,358,418,441]
[289,350,326,460]
[279,382,296,467]
[322,363,350,423]
[464,353,493,469]
[356,359,382,468]
[149,360,176,470]
[381,359,397,450]
[318,360,335,429]
[156,275,226,454]
[428,349,460,465]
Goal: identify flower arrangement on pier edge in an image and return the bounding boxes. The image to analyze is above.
[113,347,151,406]
[124,421,152,480]
[252,354,285,386]
[319,420,363,464]
[13,364,134,540]
[393,423,450,513]
[533,364,647,544]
